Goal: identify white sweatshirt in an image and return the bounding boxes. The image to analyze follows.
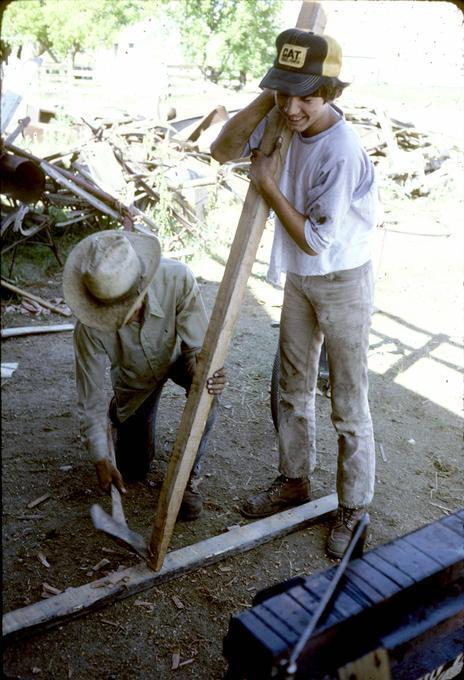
[246,106,378,284]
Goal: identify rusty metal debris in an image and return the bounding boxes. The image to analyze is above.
[0,151,45,203]
[1,102,456,283]
[0,106,248,277]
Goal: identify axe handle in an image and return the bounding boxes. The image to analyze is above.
[107,421,127,528]
[111,486,127,528]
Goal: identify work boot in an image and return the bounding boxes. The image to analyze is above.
[179,477,203,521]
[240,475,311,519]
[326,506,368,559]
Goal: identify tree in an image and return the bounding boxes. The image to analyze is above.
[169,0,282,86]
[2,0,282,86]
[1,0,156,63]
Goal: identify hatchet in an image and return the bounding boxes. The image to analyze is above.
[90,422,150,560]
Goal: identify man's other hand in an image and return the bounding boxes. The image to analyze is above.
[95,458,127,494]
[207,367,227,395]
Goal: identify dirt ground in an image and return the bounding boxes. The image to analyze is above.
[2,120,463,678]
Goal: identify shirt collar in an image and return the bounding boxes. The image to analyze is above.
[297,105,344,144]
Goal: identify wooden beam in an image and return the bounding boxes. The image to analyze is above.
[1,279,72,317]
[148,110,289,569]
[148,0,327,572]
[298,1,327,34]
[338,648,392,680]
[2,494,337,642]
[1,324,74,339]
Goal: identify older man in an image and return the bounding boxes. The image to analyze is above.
[63,229,225,520]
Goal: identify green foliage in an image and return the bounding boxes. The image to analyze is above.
[152,170,176,240]
[2,0,49,55]
[0,217,96,282]
[169,0,282,85]
[2,0,159,59]
[47,205,69,224]
[3,0,282,87]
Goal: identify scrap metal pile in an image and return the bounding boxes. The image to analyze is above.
[344,105,459,200]
[0,101,458,279]
[0,105,243,267]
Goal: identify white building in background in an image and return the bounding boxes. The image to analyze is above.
[2,14,187,126]
[93,16,184,118]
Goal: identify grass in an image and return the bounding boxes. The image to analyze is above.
[0,182,239,288]
[1,221,95,285]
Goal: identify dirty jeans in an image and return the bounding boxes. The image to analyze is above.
[109,354,219,482]
[278,261,375,508]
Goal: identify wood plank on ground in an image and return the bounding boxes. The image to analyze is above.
[1,324,74,339]
[2,494,337,642]
[1,280,72,317]
[148,0,327,572]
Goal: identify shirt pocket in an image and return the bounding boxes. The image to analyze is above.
[140,320,176,377]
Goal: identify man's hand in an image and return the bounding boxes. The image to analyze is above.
[249,136,283,194]
[95,458,127,495]
[207,367,227,395]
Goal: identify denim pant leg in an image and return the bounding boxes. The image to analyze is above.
[168,355,219,479]
[312,262,375,508]
[278,273,324,478]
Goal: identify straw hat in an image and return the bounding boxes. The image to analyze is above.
[63,230,161,331]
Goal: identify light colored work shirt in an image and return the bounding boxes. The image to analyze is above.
[73,258,208,463]
[245,105,378,284]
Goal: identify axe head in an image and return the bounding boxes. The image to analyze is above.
[90,504,150,560]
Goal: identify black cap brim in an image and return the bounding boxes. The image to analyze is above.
[259,67,323,96]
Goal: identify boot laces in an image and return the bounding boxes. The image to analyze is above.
[268,475,289,498]
[335,507,365,530]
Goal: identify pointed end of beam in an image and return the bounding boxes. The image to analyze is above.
[147,554,164,572]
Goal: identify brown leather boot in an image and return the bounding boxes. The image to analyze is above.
[240,475,311,519]
[179,478,203,521]
[326,506,368,559]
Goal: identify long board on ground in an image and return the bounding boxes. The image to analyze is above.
[3,495,337,641]
[148,0,327,571]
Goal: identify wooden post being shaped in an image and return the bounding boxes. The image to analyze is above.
[148,1,327,571]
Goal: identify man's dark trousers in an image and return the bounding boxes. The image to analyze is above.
[109,355,218,482]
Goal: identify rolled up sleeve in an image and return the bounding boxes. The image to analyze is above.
[243,118,267,156]
[304,158,363,253]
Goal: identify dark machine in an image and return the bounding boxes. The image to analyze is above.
[0,149,45,203]
[223,510,464,679]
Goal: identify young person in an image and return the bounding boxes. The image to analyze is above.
[211,29,378,557]
[63,230,225,520]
